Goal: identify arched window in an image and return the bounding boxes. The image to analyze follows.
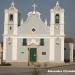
[9,14,13,21]
[55,14,60,24]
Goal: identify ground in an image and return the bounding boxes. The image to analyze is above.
[0,63,75,75]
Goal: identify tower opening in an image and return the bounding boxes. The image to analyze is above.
[55,14,60,24]
[9,14,13,21]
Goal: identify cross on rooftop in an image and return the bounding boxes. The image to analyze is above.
[11,1,15,7]
[56,1,59,7]
[32,3,37,12]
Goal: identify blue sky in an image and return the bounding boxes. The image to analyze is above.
[0,0,75,41]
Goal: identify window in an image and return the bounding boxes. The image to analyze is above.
[32,28,36,32]
[55,14,60,24]
[10,26,12,30]
[40,39,44,46]
[9,14,13,21]
[22,39,27,46]
[64,48,66,50]
[42,52,46,55]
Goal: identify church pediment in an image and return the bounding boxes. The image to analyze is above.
[18,10,50,34]
[18,3,50,35]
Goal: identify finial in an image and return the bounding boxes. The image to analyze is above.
[21,18,23,25]
[11,1,15,7]
[56,1,59,7]
[32,3,37,13]
[45,19,47,26]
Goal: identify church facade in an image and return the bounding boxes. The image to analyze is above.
[3,1,65,64]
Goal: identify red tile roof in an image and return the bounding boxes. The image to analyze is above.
[64,38,74,43]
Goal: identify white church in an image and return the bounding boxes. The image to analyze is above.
[3,1,74,65]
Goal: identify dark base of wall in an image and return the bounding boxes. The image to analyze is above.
[4,61,65,68]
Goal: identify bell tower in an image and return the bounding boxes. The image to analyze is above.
[3,2,20,61]
[50,1,64,35]
[4,2,19,35]
[50,1,65,63]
